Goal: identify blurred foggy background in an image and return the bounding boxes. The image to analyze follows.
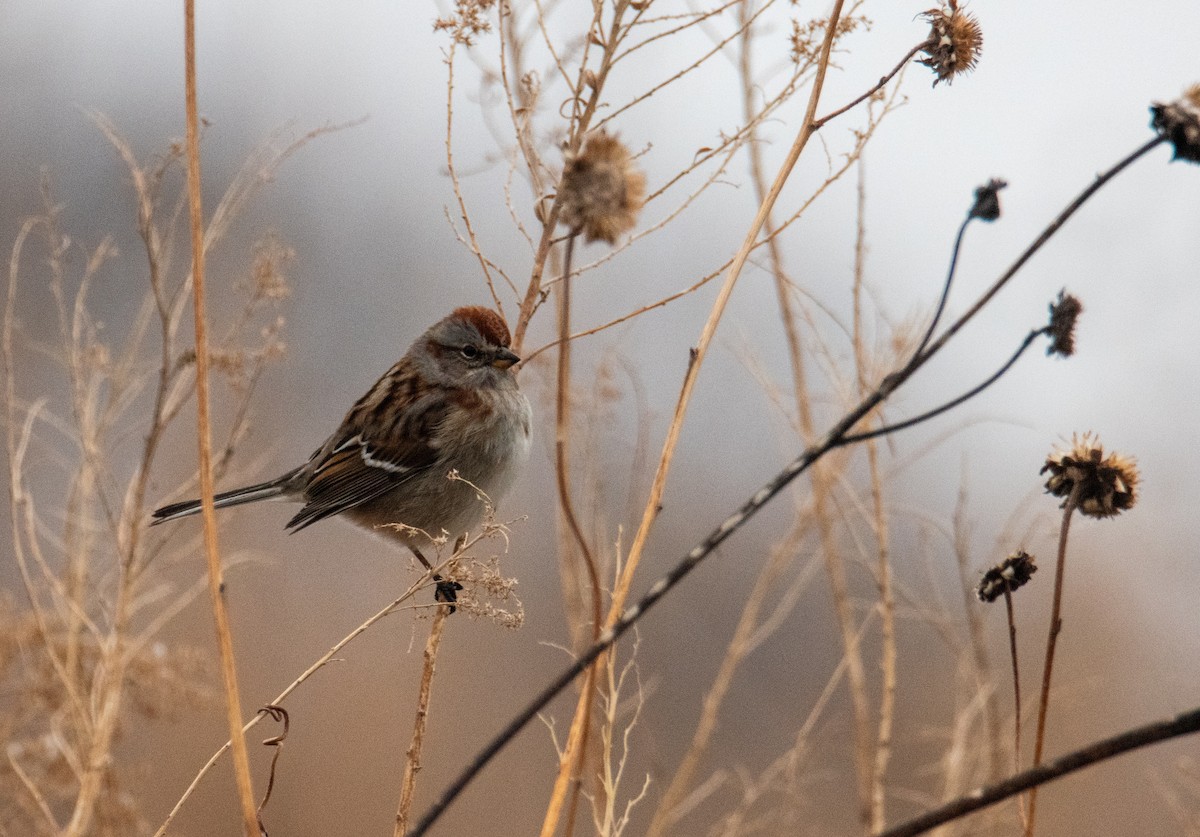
[2,1,1199,835]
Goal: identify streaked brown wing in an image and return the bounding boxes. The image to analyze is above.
[285,393,448,532]
[286,446,396,531]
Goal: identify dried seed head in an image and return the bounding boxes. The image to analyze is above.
[1046,290,1083,357]
[433,0,496,46]
[976,550,1038,602]
[558,132,646,244]
[1041,433,1139,519]
[1150,84,1200,163]
[919,2,983,86]
[969,178,1007,221]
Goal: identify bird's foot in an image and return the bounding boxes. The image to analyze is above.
[433,575,464,614]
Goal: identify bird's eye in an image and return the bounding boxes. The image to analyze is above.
[460,345,481,360]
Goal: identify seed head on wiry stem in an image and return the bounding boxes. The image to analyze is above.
[968,177,1007,221]
[558,131,646,244]
[919,0,983,86]
[977,550,1038,602]
[1041,433,1139,519]
[1046,290,1083,357]
[1151,84,1200,163]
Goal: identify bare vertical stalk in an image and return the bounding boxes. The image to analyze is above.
[864,439,893,832]
[1024,482,1082,836]
[953,499,1004,785]
[542,6,851,833]
[644,524,801,837]
[395,606,450,836]
[852,158,896,833]
[606,0,849,643]
[183,2,259,832]
[542,234,603,837]
[743,19,869,796]
[1004,589,1027,827]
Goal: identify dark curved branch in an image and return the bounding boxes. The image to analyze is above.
[843,327,1046,445]
[879,705,1200,837]
[812,42,929,131]
[913,215,972,360]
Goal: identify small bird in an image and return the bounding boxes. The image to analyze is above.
[151,306,532,606]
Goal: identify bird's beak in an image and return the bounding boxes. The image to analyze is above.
[492,348,521,370]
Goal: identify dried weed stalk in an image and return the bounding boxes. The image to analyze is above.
[1,115,300,833]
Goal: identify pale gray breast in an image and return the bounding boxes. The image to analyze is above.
[470,386,531,500]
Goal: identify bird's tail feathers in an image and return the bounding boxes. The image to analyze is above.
[150,473,295,525]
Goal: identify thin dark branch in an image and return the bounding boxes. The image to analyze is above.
[908,135,1165,363]
[812,42,928,130]
[913,216,972,360]
[408,133,1169,837]
[842,328,1046,445]
[878,705,1200,837]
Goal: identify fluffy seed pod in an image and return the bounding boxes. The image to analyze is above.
[558,132,646,244]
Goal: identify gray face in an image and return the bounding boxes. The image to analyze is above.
[420,318,519,389]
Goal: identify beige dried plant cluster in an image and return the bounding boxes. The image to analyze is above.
[0,123,297,834]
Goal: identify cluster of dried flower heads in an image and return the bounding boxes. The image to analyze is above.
[978,433,1138,602]
[433,0,496,46]
[1041,433,1139,518]
[919,0,983,86]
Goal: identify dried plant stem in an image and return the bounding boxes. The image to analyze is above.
[1024,483,1082,837]
[644,15,843,829]
[541,234,602,837]
[865,439,894,831]
[395,605,450,836]
[812,42,926,130]
[1004,589,1027,827]
[9,217,127,837]
[444,37,507,317]
[852,153,894,833]
[8,747,59,831]
[183,3,259,833]
[607,0,848,656]
[879,705,1200,837]
[6,222,89,734]
[543,6,850,835]
[844,328,1046,445]
[155,567,435,836]
[645,524,796,837]
[907,135,1164,367]
[951,483,1004,786]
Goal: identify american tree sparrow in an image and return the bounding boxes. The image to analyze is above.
[152,306,532,606]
